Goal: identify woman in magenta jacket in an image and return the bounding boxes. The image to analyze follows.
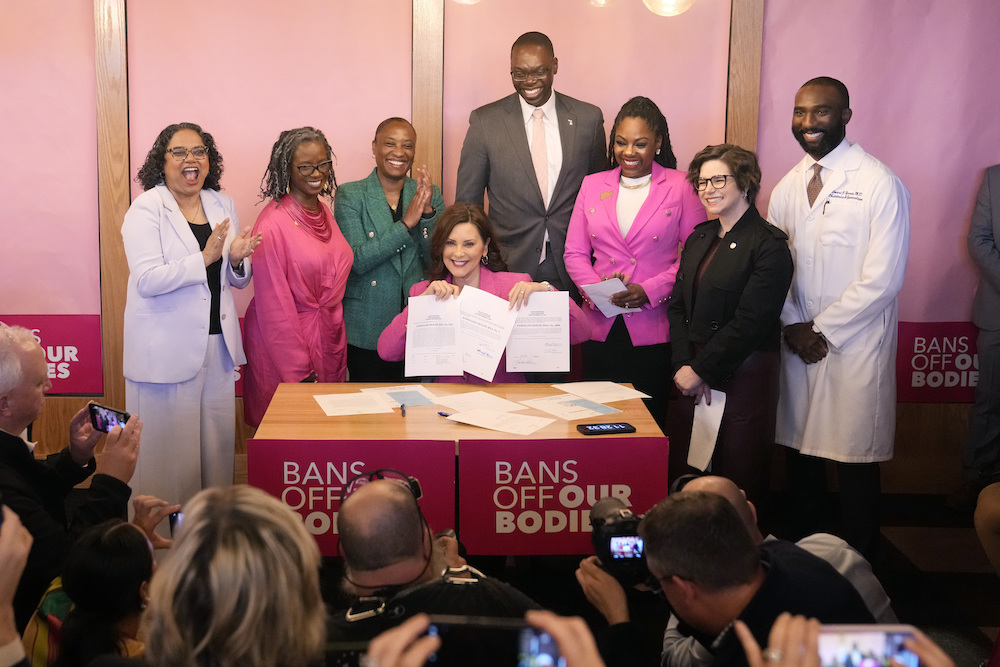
[564,97,703,427]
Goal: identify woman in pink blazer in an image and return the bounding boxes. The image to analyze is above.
[379,204,590,382]
[564,97,703,426]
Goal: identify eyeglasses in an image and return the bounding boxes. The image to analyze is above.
[510,67,551,82]
[695,175,734,191]
[340,468,422,504]
[296,160,334,177]
[166,146,208,161]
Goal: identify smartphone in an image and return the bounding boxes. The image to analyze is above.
[818,624,920,667]
[576,422,636,435]
[425,615,564,667]
[169,511,184,536]
[88,403,130,433]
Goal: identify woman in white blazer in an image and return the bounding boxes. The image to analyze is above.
[122,122,261,509]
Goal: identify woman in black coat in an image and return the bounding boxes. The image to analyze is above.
[667,144,793,504]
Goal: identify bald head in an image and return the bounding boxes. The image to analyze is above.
[681,476,762,543]
[337,480,425,571]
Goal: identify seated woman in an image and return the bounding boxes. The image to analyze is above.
[564,97,703,428]
[242,127,353,427]
[335,117,444,382]
[666,144,793,504]
[54,520,153,667]
[377,203,590,383]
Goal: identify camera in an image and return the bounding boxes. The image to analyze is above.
[589,496,647,587]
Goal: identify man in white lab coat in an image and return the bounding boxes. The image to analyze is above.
[768,77,910,561]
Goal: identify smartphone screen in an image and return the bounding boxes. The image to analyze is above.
[818,625,919,667]
[609,535,644,560]
[88,403,130,433]
[169,511,184,536]
[426,615,563,667]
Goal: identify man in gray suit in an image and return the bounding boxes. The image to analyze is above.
[455,31,606,295]
[950,165,1000,509]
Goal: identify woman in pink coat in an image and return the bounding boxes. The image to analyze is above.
[564,97,703,427]
[242,127,354,426]
[378,204,590,383]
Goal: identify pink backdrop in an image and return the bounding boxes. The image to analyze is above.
[126,0,415,313]
[441,0,732,201]
[0,2,99,314]
[755,0,1000,323]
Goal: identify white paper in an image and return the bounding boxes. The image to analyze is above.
[360,385,439,408]
[581,279,642,318]
[313,392,394,417]
[457,286,518,382]
[688,389,727,471]
[446,409,555,435]
[520,394,622,421]
[551,381,651,404]
[438,390,527,414]
[506,292,571,373]
[403,294,463,377]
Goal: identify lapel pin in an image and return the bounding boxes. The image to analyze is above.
[600,191,612,200]
[729,242,737,249]
[567,119,574,126]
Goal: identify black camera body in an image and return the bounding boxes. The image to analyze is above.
[590,497,647,587]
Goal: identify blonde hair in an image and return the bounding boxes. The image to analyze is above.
[144,485,325,667]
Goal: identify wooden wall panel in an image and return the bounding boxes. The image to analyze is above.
[725,0,764,150]
[412,0,444,186]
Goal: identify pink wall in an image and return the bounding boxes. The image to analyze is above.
[756,0,1000,322]
[0,2,100,314]
[441,0,732,201]
[126,0,414,311]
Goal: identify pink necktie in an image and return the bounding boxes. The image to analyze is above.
[807,163,823,207]
[531,108,548,207]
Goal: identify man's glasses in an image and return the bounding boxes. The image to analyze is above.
[510,67,551,82]
[166,146,208,161]
[695,175,734,191]
[296,160,334,177]
[340,468,422,504]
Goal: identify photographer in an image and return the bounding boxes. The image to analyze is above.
[331,470,540,642]
[0,324,169,631]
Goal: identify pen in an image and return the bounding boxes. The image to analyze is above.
[438,412,452,417]
[400,404,406,417]
[822,200,829,215]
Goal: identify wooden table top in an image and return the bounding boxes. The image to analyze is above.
[252,382,664,442]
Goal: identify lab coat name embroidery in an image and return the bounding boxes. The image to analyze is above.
[828,190,864,202]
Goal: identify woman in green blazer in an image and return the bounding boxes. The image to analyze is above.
[335,118,445,381]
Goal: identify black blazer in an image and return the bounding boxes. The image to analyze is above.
[667,206,793,387]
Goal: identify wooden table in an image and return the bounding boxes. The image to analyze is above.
[249,383,669,555]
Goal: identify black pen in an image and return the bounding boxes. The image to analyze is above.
[438,411,452,417]
[822,200,829,215]
[400,404,406,417]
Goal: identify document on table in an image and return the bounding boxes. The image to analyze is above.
[313,392,394,417]
[446,409,555,435]
[580,278,642,318]
[403,294,462,378]
[360,385,439,408]
[551,381,650,404]
[506,292,570,373]
[520,394,621,421]
[438,390,526,414]
[458,286,518,382]
[688,389,727,471]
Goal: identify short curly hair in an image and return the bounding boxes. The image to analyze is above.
[686,143,762,205]
[259,126,337,203]
[136,122,224,191]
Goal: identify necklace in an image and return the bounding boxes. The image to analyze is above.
[619,176,651,190]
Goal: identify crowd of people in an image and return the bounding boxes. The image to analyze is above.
[5,22,1000,667]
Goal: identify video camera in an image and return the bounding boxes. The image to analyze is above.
[589,496,648,587]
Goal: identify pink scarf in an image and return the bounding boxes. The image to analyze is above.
[278,194,332,243]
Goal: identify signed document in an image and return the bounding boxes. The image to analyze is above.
[580,278,642,318]
[404,294,462,378]
[519,394,621,421]
[446,409,555,435]
[458,286,518,382]
[551,381,650,404]
[506,292,570,373]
